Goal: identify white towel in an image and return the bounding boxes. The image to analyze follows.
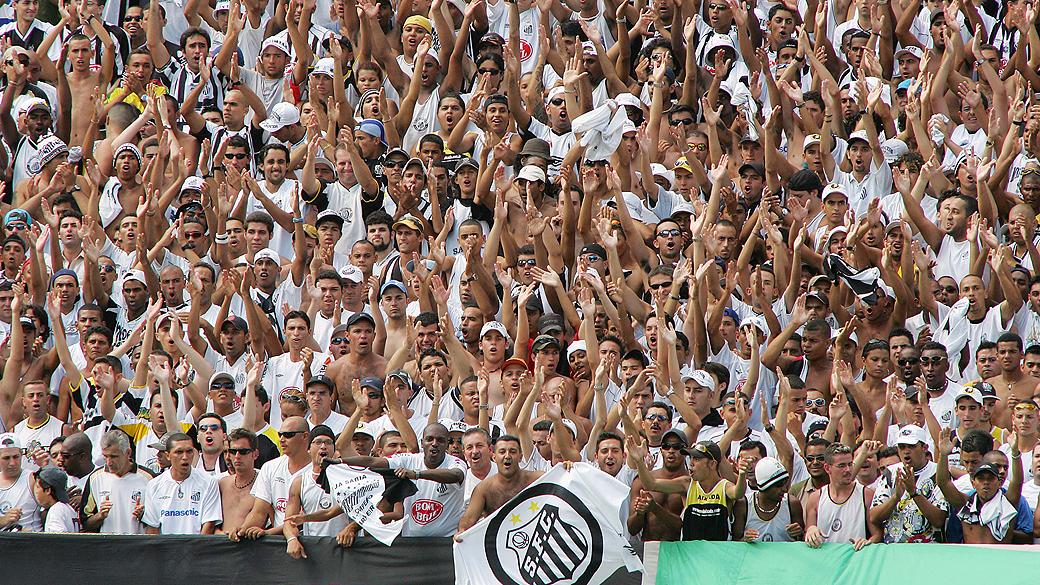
[572,100,629,162]
[957,491,1018,541]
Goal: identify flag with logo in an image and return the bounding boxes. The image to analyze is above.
[319,462,418,546]
[453,463,642,585]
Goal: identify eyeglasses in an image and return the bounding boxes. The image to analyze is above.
[805,454,826,462]
[898,357,920,366]
[648,281,673,290]
[478,68,500,75]
[644,414,669,422]
[656,229,682,238]
[124,14,143,22]
[517,258,537,267]
[279,430,306,439]
[198,423,222,432]
[210,382,235,391]
[660,442,685,451]
[919,356,946,365]
[224,152,250,160]
[383,160,407,168]
[331,337,348,345]
[227,448,254,455]
[806,398,826,407]
[669,118,694,126]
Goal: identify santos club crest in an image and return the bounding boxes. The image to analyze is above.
[484,484,603,585]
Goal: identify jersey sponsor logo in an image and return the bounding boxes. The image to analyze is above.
[519,39,533,62]
[411,498,444,525]
[830,518,843,533]
[276,497,288,513]
[161,508,200,517]
[484,483,604,585]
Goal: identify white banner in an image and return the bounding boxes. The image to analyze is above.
[454,463,642,585]
[324,464,406,546]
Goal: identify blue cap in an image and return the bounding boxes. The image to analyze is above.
[357,119,387,145]
[722,307,739,322]
[380,280,408,296]
[896,79,913,93]
[4,209,31,227]
[49,268,79,288]
[360,376,384,393]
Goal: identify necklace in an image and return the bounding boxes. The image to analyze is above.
[754,493,781,516]
[234,471,257,490]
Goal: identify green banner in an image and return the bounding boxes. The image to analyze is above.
[647,542,1040,585]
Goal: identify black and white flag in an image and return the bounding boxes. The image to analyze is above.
[320,463,417,546]
[453,463,642,585]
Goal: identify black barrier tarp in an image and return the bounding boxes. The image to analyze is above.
[0,534,643,585]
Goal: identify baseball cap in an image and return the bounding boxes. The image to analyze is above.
[310,424,336,443]
[260,35,290,56]
[260,102,301,133]
[537,313,565,335]
[34,466,70,503]
[360,376,384,393]
[502,357,528,370]
[974,381,997,400]
[440,419,469,434]
[738,162,765,177]
[688,441,721,461]
[17,97,49,119]
[788,169,824,193]
[895,46,923,61]
[896,78,914,94]
[455,157,480,171]
[181,175,206,194]
[220,315,249,333]
[566,340,587,358]
[392,215,423,232]
[821,183,849,201]
[380,280,408,296]
[208,371,236,388]
[650,163,675,188]
[316,209,345,228]
[809,274,831,288]
[353,422,376,438]
[312,57,334,77]
[551,418,578,439]
[253,248,280,264]
[4,209,32,227]
[881,138,909,164]
[955,387,984,406]
[478,32,506,47]
[387,369,414,390]
[0,432,23,450]
[346,312,376,329]
[680,367,715,389]
[531,334,562,353]
[580,243,607,260]
[972,462,1002,478]
[661,429,688,448]
[338,265,364,284]
[517,165,547,183]
[480,321,510,341]
[848,129,870,144]
[895,424,928,446]
[519,139,550,161]
[804,134,821,149]
[357,119,387,145]
[806,291,829,306]
[306,375,336,392]
[755,457,790,491]
[120,269,147,287]
[673,157,693,174]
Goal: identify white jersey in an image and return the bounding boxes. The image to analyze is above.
[142,468,223,534]
[13,416,64,471]
[745,493,794,542]
[251,455,309,527]
[249,179,298,258]
[401,88,440,154]
[43,501,81,532]
[464,466,497,507]
[83,467,151,534]
[0,470,43,532]
[261,352,332,426]
[308,410,349,436]
[816,483,867,544]
[299,471,349,537]
[387,452,467,537]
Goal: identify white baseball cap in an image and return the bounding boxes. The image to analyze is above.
[755,457,790,490]
[260,102,301,133]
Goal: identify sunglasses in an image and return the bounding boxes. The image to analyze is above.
[661,442,685,451]
[210,382,235,391]
[550,98,566,107]
[687,143,708,151]
[5,223,27,231]
[100,265,116,273]
[940,285,958,293]
[198,423,222,432]
[583,160,608,167]
[1023,167,1040,177]
[644,414,669,422]
[898,357,920,366]
[383,159,407,168]
[919,356,945,365]
[517,258,537,267]
[478,68,501,75]
[724,399,737,407]
[331,337,348,345]
[227,447,253,455]
[690,443,718,461]
[669,118,695,126]
[648,281,673,290]
[224,152,250,160]
[806,398,826,407]
[583,253,601,263]
[1015,402,1039,411]
[124,14,143,22]
[279,430,306,439]
[657,229,682,238]
[805,454,826,462]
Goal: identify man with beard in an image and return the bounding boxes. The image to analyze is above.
[327,309,385,399]
[242,144,299,260]
[342,423,466,536]
[456,434,544,537]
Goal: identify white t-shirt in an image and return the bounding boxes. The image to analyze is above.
[262,352,332,426]
[142,468,222,534]
[0,470,43,532]
[251,455,309,526]
[386,452,466,537]
[43,501,81,532]
[84,467,151,534]
[309,410,349,436]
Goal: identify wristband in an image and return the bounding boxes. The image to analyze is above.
[286,536,299,543]
[291,217,304,224]
[214,233,229,244]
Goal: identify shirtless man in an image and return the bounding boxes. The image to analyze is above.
[218,428,259,534]
[477,321,509,407]
[378,280,410,360]
[327,313,387,413]
[60,29,116,146]
[456,435,543,537]
[986,333,1039,426]
[937,433,1023,544]
[627,429,687,541]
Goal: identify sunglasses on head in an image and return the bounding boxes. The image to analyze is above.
[1015,402,1039,411]
[690,442,718,461]
[227,447,254,455]
[198,423,222,432]
[898,357,920,366]
[279,430,306,439]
